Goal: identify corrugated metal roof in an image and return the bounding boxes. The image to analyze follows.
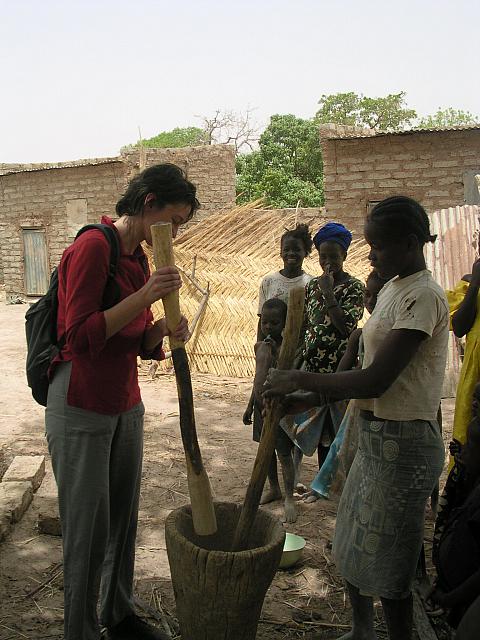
[0,156,122,177]
[327,123,480,140]
[425,204,480,396]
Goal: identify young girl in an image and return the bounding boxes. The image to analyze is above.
[257,223,313,339]
[46,164,198,640]
[265,196,449,640]
[243,298,297,522]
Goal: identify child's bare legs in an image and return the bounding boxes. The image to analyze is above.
[260,453,282,504]
[278,452,297,523]
[293,446,305,490]
[302,444,330,503]
[337,582,377,640]
[380,593,413,640]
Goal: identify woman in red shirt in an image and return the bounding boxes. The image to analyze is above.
[46,164,199,640]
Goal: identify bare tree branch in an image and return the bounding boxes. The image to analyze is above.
[195,108,260,154]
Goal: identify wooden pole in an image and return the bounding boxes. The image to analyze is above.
[151,222,217,536]
[232,287,305,551]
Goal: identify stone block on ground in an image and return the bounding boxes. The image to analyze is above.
[2,455,46,491]
[37,496,62,536]
[0,513,11,542]
[0,481,33,523]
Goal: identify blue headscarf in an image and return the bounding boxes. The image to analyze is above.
[313,222,352,251]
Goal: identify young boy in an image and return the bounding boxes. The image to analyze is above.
[243,298,297,523]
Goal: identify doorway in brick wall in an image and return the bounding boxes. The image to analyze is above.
[22,228,50,296]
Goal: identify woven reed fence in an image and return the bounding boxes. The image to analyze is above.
[147,201,371,378]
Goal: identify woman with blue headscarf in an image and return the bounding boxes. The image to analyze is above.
[290,222,365,500]
[302,222,364,372]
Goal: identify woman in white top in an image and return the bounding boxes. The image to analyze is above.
[264,196,449,640]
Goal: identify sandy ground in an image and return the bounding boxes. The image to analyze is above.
[0,294,455,640]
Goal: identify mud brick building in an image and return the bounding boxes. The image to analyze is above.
[319,124,480,236]
[0,145,235,299]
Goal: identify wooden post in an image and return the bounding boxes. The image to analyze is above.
[151,222,217,536]
[232,287,305,551]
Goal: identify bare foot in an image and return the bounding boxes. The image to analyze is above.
[260,487,282,504]
[283,497,297,523]
[302,490,321,503]
[295,482,308,495]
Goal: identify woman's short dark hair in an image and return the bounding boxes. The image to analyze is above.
[281,223,313,255]
[367,196,436,246]
[116,163,200,219]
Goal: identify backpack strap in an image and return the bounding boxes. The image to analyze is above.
[75,223,148,278]
[75,223,122,310]
[75,223,120,280]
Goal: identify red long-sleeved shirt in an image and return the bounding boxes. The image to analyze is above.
[51,216,164,414]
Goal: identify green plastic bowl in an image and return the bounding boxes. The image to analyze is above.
[278,532,306,569]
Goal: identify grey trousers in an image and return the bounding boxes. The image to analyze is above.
[45,362,145,640]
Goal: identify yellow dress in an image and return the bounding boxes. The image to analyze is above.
[446,280,480,447]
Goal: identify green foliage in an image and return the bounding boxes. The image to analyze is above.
[128,126,208,150]
[123,93,479,211]
[417,107,479,128]
[236,115,323,207]
[314,92,360,126]
[315,91,417,131]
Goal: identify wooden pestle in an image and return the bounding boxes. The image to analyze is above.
[151,222,217,536]
[232,287,305,551]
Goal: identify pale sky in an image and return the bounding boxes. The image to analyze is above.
[1,0,478,163]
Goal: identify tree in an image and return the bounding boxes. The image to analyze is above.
[315,91,417,131]
[314,92,360,126]
[417,107,479,128]
[124,109,259,154]
[138,126,208,148]
[197,108,259,154]
[236,114,323,207]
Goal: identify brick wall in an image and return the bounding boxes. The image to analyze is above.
[0,162,125,297]
[320,125,480,236]
[0,145,236,298]
[120,144,236,213]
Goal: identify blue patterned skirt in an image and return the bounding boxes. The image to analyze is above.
[333,413,444,599]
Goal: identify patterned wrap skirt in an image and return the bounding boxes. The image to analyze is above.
[333,413,445,599]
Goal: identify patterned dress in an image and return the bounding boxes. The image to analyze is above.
[301,276,365,373]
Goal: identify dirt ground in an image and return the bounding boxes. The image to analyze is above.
[0,294,455,640]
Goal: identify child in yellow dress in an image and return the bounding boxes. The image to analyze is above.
[447,258,480,454]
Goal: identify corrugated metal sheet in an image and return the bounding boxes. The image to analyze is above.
[0,157,121,177]
[426,205,479,290]
[23,229,50,295]
[425,205,480,396]
[327,124,480,140]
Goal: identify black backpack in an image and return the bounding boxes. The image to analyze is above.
[25,224,121,407]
